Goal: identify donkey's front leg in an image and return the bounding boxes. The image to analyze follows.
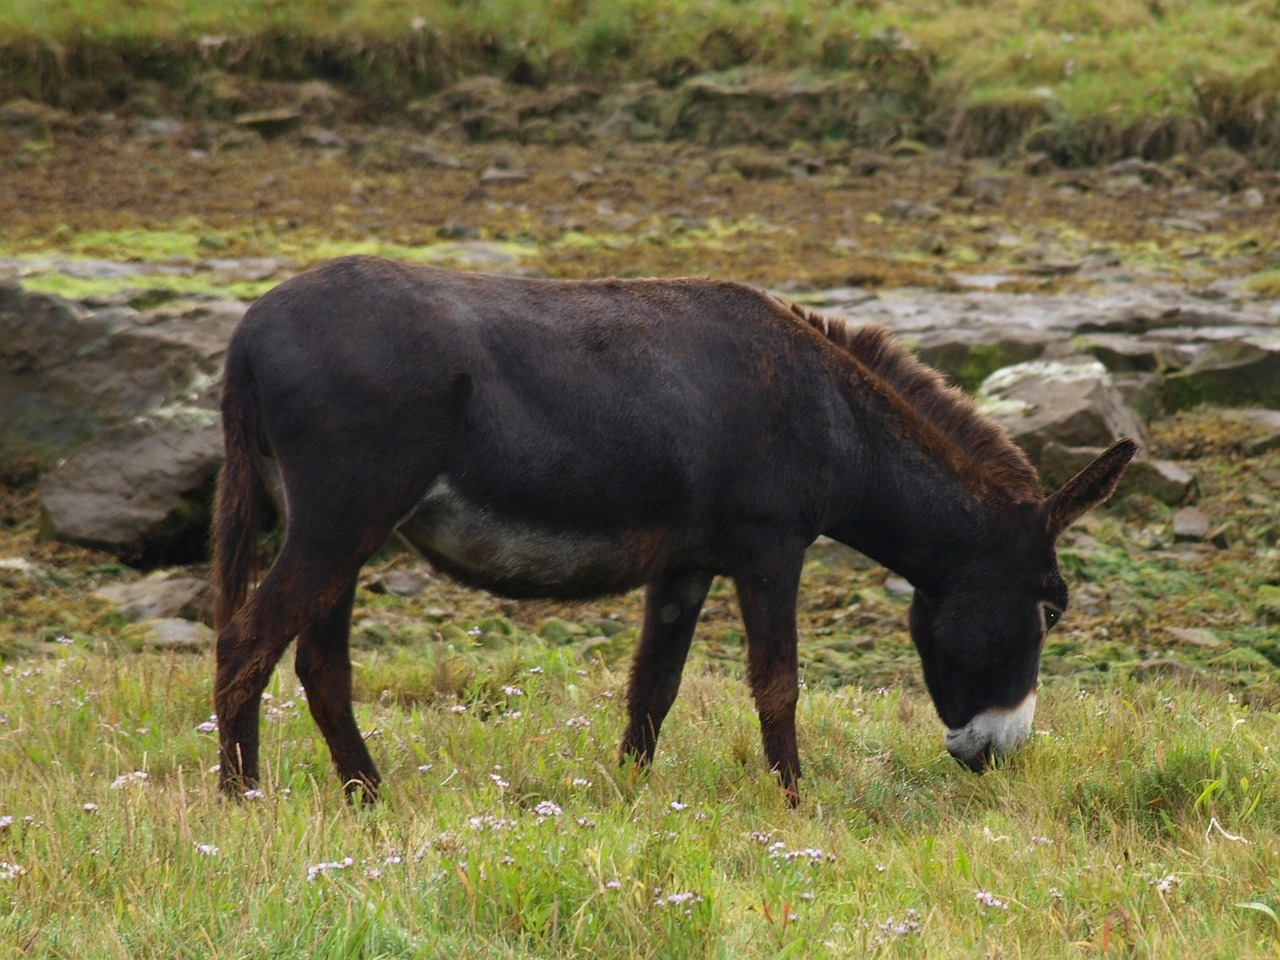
[734,551,806,806]
[619,570,714,769]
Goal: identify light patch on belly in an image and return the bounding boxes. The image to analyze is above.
[396,476,645,591]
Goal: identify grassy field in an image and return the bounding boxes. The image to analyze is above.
[2,0,1279,157]
[1,420,1279,957]
[0,636,1277,958]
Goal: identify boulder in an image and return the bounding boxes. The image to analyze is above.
[123,618,215,652]
[912,328,1055,391]
[0,282,242,472]
[1161,337,1280,411]
[1073,333,1189,373]
[96,576,213,624]
[39,409,224,566]
[977,360,1148,463]
[1039,442,1194,505]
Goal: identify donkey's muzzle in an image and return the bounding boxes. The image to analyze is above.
[943,688,1037,774]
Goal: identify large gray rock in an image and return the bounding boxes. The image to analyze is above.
[977,360,1148,463]
[39,408,224,565]
[0,282,243,471]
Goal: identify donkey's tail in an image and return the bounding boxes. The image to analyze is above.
[212,347,264,632]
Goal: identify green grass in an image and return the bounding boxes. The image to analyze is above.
[1,640,1278,958]
[2,0,1279,156]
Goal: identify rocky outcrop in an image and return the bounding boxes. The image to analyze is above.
[1,284,238,564]
[976,360,1148,462]
[0,282,242,471]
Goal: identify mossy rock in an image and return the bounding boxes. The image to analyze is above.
[1161,340,1280,411]
[538,617,589,642]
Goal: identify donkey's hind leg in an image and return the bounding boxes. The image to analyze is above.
[215,525,386,797]
[619,569,713,770]
[294,575,381,802]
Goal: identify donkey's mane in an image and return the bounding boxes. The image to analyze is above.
[776,297,1043,502]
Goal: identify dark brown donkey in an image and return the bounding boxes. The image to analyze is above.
[213,256,1135,803]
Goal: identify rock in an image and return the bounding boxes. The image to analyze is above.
[1220,409,1280,454]
[299,127,344,149]
[1074,333,1188,373]
[39,412,224,566]
[913,328,1055,391]
[0,284,243,472]
[1162,338,1280,410]
[479,166,531,184]
[1039,442,1194,505]
[96,576,213,623]
[884,575,914,598]
[124,618,214,652]
[720,147,789,180]
[977,360,1147,463]
[364,568,435,597]
[1121,459,1196,505]
[405,142,464,168]
[1171,507,1210,541]
[234,108,304,137]
[1165,627,1222,648]
[881,199,941,221]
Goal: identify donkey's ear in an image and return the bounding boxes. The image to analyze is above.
[1043,438,1139,539]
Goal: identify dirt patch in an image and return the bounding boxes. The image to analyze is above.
[4,98,1280,295]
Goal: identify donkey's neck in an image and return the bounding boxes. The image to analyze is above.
[775,300,1042,590]
[827,439,1013,593]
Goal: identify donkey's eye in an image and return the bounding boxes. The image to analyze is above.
[1042,606,1062,630]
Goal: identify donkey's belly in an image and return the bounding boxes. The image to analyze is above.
[395,477,659,599]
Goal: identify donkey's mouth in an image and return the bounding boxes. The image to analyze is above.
[943,689,1037,773]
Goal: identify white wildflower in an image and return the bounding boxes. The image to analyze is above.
[110,771,149,789]
[307,857,355,881]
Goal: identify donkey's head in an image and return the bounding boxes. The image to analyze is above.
[908,439,1137,773]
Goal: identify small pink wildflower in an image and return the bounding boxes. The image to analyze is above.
[534,800,562,817]
[975,891,1008,910]
[82,803,98,813]
[194,843,219,857]
[110,771,149,789]
[1155,874,1178,894]
[307,857,355,881]
[243,789,265,801]
[0,862,26,881]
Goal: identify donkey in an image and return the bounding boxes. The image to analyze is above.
[212,256,1136,804]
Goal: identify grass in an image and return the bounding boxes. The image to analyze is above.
[0,639,1278,958]
[1,422,1278,956]
[1,0,1279,157]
